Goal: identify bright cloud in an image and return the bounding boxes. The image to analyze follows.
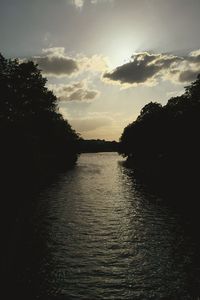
[71,0,114,9]
[72,0,84,8]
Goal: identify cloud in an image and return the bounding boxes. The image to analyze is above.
[72,0,84,8]
[103,50,200,87]
[28,47,200,86]
[79,54,109,73]
[48,80,100,102]
[188,49,200,63]
[71,0,114,9]
[33,47,78,77]
[103,52,182,87]
[177,50,200,82]
[178,69,200,83]
[31,47,108,78]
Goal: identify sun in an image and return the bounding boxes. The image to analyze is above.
[106,38,139,68]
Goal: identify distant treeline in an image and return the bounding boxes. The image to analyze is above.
[79,139,118,153]
[119,75,200,194]
[0,53,79,196]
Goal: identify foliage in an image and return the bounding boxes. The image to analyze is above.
[119,75,200,186]
[78,139,118,153]
[0,53,79,192]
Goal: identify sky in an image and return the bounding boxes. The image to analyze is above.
[1,0,200,140]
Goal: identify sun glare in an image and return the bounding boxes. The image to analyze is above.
[107,38,139,68]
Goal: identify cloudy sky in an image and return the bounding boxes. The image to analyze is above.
[1,0,200,140]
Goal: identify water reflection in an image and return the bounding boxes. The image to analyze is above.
[12,153,200,299]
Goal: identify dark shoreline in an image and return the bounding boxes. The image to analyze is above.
[123,156,200,215]
[1,159,78,290]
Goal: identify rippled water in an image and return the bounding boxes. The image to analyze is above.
[13,153,200,299]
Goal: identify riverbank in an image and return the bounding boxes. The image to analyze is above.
[124,155,200,215]
[1,150,78,292]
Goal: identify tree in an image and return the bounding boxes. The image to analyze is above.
[137,102,162,121]
[185,74,200,101]
[0,56,57,122]
[0,53,79,190]
[119,102,164,159]
[119,74,200,189]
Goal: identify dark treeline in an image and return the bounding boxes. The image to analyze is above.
[0,52,81,225]
[0,53,79,192]
[119,75,200,201]
[0,53,80,281]
[79,138,118,153]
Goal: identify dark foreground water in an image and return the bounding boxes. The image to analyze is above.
[10,153,200,299]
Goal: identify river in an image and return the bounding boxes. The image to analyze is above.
[11,153,200,299]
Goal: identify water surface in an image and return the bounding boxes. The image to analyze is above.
[13,153,200,299]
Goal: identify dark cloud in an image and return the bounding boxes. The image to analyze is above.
[186,50,200,63]
[84,90,99,100]
[103,52,181,85]
[64,88,99,101]
[32,48,78,77]
[34,56,78,76]
[179,70,200,83]
[30,48,107,77]
[103,50,200,86]
[104,58,158,84]
[48,81,100,102]
[177,50,200,82]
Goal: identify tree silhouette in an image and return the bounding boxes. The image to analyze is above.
[0,53,79,194]
[119,74,200,191]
